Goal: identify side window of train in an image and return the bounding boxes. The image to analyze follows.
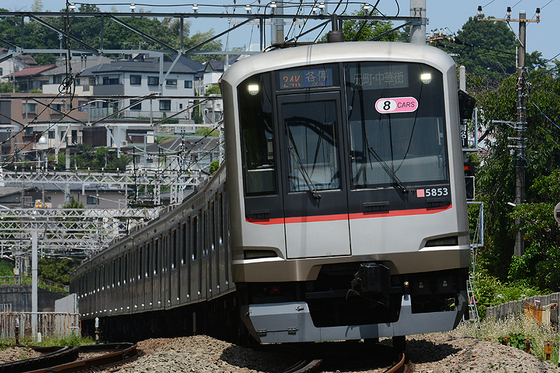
[172,228,177,270]
[112,259,116,288]
[136,245,141,280]
[202,209,206,257]
[117,257,122,286]
[124,253,128,285]
[146,242,151,278]
[238,73,276,196]
[192,215,198,261]
[182,221,188,266]
[210,201,215,252]
[218,193,223,245]
[154,238,159,276]
[162,234,167,274]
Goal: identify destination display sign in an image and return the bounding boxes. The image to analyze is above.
[348,65,408,89]
[279,68,333,89]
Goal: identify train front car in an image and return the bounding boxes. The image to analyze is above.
[221,41,470,344]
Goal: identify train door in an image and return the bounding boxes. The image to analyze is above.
[277,93,351,259]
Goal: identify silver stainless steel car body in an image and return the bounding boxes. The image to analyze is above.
[221,41,470,343]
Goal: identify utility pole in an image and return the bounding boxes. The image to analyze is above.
[410,0,426,44]
[515,11,527,258]
[271,1,284,44]
[478,6,540,256]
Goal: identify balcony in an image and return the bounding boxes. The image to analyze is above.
[92,84,124,96]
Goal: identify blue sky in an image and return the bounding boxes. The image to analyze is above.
[5,0,560,62]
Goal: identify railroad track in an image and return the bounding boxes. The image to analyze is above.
[281,342,407,373]
[0,343,137,373]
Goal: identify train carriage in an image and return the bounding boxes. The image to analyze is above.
[220,41,470,344]
[71,40,470,346]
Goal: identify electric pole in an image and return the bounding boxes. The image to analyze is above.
[515,11,527,258]
[410,0,426,44]
[478,6,540,256]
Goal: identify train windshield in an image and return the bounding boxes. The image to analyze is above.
[345,62,448,189]
[283,100,340,193]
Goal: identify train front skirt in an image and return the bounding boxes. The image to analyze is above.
[241,291,468,343]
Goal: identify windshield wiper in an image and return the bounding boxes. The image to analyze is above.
[288,145,321,199]
[367,146,409,194]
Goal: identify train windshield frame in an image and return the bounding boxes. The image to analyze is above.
[237,60,450,218]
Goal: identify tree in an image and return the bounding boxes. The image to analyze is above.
[434,16,547,90]
[31,0,43,12]
[474,63,560,285]
[38,258,78,285]
[342,8,398,41]
[0,82,17,93]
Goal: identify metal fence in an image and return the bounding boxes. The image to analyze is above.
[485,293,560,329]
[0,312,80,340]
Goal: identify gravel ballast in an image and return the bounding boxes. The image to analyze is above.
[2,333,560,372]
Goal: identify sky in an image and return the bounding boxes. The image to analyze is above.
[5,0,560,63]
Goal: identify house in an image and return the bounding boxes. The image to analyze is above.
[2,64,57,92]
[79,55,204,121]
[0,49,38,84]
[201,55,239,95]
[40,56,114,95]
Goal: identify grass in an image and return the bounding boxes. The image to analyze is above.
[454,314,560,365]
[1,333,94,348]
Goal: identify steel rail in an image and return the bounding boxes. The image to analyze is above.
[0,343,137,373]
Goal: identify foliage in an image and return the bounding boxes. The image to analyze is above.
[508,169,560,289]
[338,8,403,42]
[195,127,217,137]
[434,16,547,90]
[456,314,559,364]
[209,160,219,174]
[159,112,179,124]
[48,153,66,170]
[33,333,94,347]
[0,81,18,93]
[72,145,131,172]
[0,6,222,67]
[205,84,221,95]
[63,196,84,209]
[473,270,544,318]
[0,260,14,276]
[498,332,533,351]
[473,64,560,283]
[38,258,78,285]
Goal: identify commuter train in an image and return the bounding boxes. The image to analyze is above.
[70,41,471,346]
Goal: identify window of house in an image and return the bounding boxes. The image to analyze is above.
[48,131,55,139]
[159,100,171,111]
[184,80,193,89]
[166,79,177,87]
[102,76,120,85]
[24,103,36,112]
[87,196,98,205]
[130,99,142,111]
[130,75,142,85]
[52,103,63,112]
[148,76,159,86]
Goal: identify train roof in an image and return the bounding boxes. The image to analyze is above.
[221,41,455,86]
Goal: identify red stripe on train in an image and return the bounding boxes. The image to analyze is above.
[246,205,452,225]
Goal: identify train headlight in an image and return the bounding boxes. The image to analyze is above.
[420,73,432,84]
[248,84,260,95]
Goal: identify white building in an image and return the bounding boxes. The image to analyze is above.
[79,55,204,121]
